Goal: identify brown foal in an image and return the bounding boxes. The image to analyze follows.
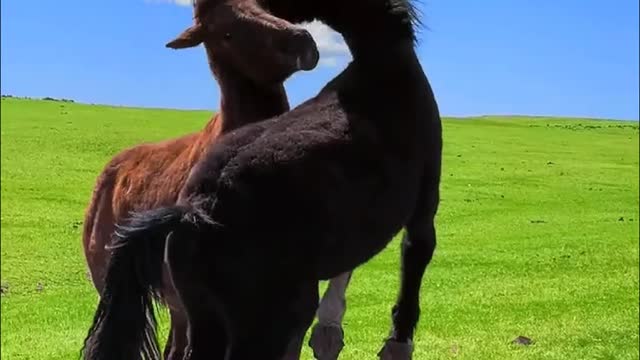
[82,1,319,358]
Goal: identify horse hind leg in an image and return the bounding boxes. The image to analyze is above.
[163,328,173,360]
[281,332,305,360]
[84,176,117,295]
[379,190,438,360]
[163,309,189,360]
[308,271,352,360]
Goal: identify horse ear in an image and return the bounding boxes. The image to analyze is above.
[166,24,205,49]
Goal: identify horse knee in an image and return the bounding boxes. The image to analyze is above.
[390,225,437,341]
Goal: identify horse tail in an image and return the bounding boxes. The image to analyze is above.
[81,200,215,360]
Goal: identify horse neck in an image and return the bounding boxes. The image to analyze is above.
[332,38,423,100]
[327,36,437,138]
[214,68,289,134]
[349,35,418,69]
[202,113,222,138]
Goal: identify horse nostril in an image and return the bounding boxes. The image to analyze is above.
[298,46,319,71]
[281,30,319,71]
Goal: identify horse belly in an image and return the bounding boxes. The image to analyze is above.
[311,178,420,280]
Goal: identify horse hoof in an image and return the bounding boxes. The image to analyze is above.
[378,339,413,360]
[308,323,344,360]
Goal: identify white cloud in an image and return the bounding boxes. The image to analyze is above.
[300,21,350,67]
[319,57,338,67]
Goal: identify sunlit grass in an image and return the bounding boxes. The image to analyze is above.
[2,98,638,359]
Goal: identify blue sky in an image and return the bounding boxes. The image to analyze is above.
[2,0,639,120]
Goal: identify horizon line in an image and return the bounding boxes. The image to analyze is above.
[2,94,638,122]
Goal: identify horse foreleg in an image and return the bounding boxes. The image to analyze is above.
[308,271,352,360]
[165,233,228,360]
[379,190,438,360]
[226,279,319,360]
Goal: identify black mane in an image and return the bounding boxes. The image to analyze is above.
[266,0,424,44]
[388,0,423,43]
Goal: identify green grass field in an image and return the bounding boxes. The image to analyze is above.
[1,97,638,359]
